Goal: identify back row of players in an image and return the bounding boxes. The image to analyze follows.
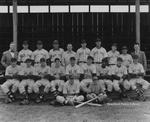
[0,38,149,105]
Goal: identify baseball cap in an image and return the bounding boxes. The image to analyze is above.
[122,46,128,50]
[53,40,59,44]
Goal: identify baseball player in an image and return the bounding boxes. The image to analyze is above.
[32,41,49,66]
[120,46,133,68]
[76,40,91,67]
[18,41,32,67]
[107,43,120,65]
[49,40,64,66]
[62,43,76,67]
[86,76,108,104]
[33,58,51,103]
[91,38,107,65]
[128,55,150,101]
[18,59,35,105]
[1,58,21,103]
[66,57,83,80]
[56,75,84,105]
[80,56,96,95]
[96,58,113,93]
[50,58,66,104]
[110,57,130,92]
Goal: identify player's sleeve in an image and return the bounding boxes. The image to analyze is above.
[76,49,80,62]
[103,48,108,58]
[140,64,145,74]
[61,52,66,66]
[129,55,133,64]
[19,67,24,75]
[1,52,7,68]
[18,51,21,62]
[128,65,133,74]
[45,50,49,60]
[92,65,97,74]
[5,67,10,76]
[78,66,84,74]
[63,83,68,94]
[90,48,95,57]
[123,66,128,75]
[65,65,70,75]
[31,51,35,61]
[49,50,52,59]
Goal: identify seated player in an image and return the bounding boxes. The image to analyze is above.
[111,57,130,92]
[80,56,96,95]
[18,59,35,105]
[129,55,150,101]
[86,76,108,104]
[66,57,82,80]
[33,58,51,103]
[1,58,21,103]
[56,75,84,105]
[50,58,65,104]
[97,58,113,93]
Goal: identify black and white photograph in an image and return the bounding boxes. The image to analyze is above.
[0,0,150,122]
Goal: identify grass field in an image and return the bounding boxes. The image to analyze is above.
[0,101,150,122]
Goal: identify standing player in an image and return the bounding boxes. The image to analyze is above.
[107,43,120,65]
[32,41,49,66]
[111,57,130,92]
[18,41,32,67]
[66,57,82,80]
[18,59,35,105]
[1,58,21,103]
[120,46,133,68]
[33,58,51,103]
[129,55,150,101]
[91,38,107,65]
[80,56,96,95]
[76,40,91,67]
[49,40,64,66]
[56,75,84,105]
[62,44,76,67]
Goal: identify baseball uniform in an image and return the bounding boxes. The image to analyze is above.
[120,54,133,68]
[107,50,120,65]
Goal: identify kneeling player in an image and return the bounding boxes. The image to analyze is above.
[111,57,130,92]
[56,75,84,105]
[86,76,108,104]
[1,58,21,103]
[33,58,51,103]
[50,58,65,104]
[97,58,113,93]
[129,55,150,101]
[18,59,35,105]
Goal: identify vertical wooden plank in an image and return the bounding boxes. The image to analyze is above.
[136,0,140,45]
[12,0,17,51]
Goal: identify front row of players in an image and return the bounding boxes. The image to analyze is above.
[1,54,150,105]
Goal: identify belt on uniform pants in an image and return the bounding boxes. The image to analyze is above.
[78,61,87,63]
[94,62,101,64]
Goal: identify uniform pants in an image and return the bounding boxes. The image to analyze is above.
[33,79,51,93]
[19,79,34,94]
[99,79,113,92]
[113,79,130,91]
[129,78,150,90]
[1,79,20,94]
[80,79,93,93]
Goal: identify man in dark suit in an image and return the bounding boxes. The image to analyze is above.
[1,42,18,68]
[131,43,147,71]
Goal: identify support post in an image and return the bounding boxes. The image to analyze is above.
[136,0,140,45]
[12,0,18,51]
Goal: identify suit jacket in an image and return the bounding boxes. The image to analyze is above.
[132,51,147,71]
[1,50,18,68]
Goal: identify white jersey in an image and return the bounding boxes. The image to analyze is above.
[62,51,76,66]
[110,65,128,77]
[32,49,49,63]
[97,65,111,76]
[91,47,107,63]
[108,50,120,65]
[82,64,96,79]
[77,48,91,62]
[129,63,145,74]
[18,49,32,62]
[51,65,65,77]
[35,65,51,77]
[20,65,35,76]
[66,64,82,75]
[49,48,64,62]
[5,65,21,76]
[120,54,133,67]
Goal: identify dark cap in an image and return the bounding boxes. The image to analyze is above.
[81,40,87,44]
[23,41,28,45]
[87,56,94,60]
[53,40,59,44]
[55,57,60,62]
[40,58,46,62]
[95,38,101,42]
[70,57,76,61]
[25,58,32,63]
[117,57,123,62]
[132,54,139,59]
[122,46,128,50]
[11,58,17,62]
[37,40,43,45]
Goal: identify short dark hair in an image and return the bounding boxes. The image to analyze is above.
[55,58,60,62]
[87,56,94,60]
[70,57,76,61]
[117,57,123,62]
